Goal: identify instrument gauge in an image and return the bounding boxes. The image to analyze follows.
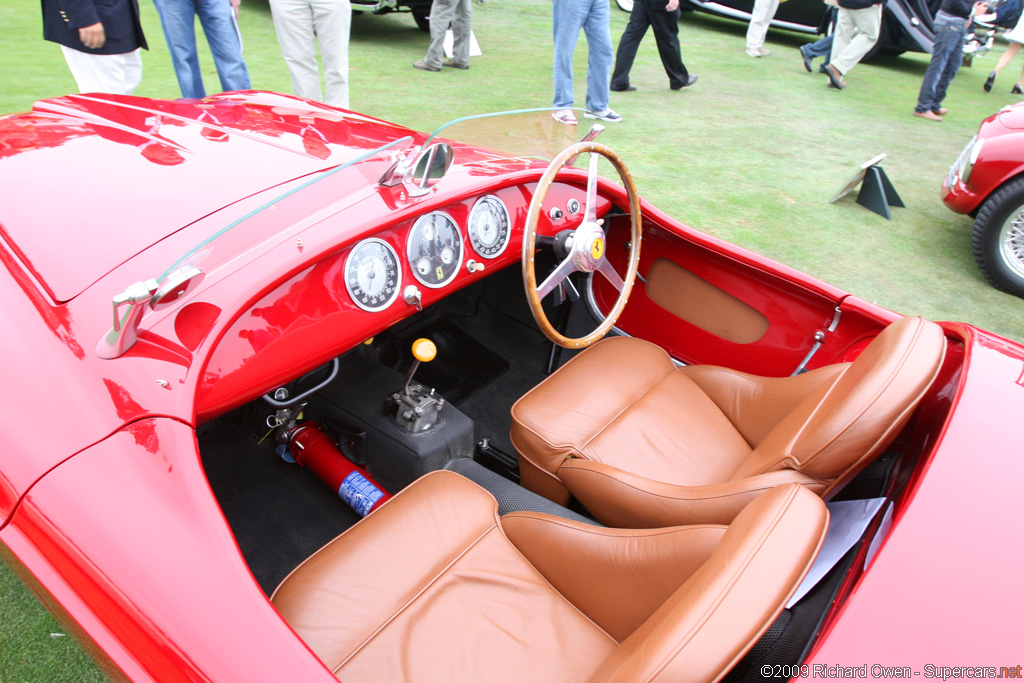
[407,212,463,288]
[344,238,402,312]
[468,195,511,259]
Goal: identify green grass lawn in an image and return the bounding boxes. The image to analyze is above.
[2,0,1024,679]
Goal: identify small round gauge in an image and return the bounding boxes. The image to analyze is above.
[468,195,511,259]
[344,238,402,312]
[407,212,463,288]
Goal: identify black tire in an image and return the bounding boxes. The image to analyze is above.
[412,9,430,31]
[615,0,634,11]
[972,176,1024,298]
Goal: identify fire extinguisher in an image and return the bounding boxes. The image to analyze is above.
[285,421,392,517]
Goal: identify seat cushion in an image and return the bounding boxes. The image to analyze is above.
[272,471,616,683]
[510,336,753,503]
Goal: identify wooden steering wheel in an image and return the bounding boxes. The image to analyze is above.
[522,141,642,348]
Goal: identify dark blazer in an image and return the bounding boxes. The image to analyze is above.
[42,0,147,55]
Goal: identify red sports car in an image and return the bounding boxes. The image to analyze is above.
[943,101,1024,299]
[1,92,1021,682]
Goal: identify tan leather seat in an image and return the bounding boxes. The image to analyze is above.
[510,315,945,527]
[273,471,828,683]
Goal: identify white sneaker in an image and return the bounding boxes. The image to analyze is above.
[745,47,764,57]
[552,109,577,125]
[584,108,623,122]
[758,47,771,56]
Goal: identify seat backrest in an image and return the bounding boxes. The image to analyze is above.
[734,316,946,491]
[587,483,828,683]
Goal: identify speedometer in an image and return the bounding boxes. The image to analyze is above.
[344,238,402,312]
[407,212,463,288]
[468,195,511,259]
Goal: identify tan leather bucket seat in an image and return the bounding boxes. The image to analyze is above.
[273,470,828,682]
[510,315,945,527]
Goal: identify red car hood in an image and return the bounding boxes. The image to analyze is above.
[994,101,1024,130]
[0,91,412,304]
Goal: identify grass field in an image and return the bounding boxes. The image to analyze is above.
[2,0,1024,679]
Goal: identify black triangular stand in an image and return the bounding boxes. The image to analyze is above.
[856,166,904,220]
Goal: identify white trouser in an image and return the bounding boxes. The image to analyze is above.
[269,0,352,108]
[60,46,143,95]
[829,4,882,75]
[745,0,781,50]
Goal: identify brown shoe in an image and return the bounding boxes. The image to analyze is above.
[442,59,469,70]
[933,107,949,116]
[825,63,845,90]
[413,60,440,72]
[913,110,943,122]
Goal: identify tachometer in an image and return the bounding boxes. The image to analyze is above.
[345,238,402,312]
[407,212,463,288]
[468,195,511,259]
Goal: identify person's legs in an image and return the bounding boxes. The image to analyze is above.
[930,19,966,109]
[316,0,351,106]
[828,8,854,73]
[610,0,651,89]
[450,0,473,66]
[745,0,780,51]
[649,4,689,87]
[60,47,143,95]
[804,34,833,59]
[830,4,881,75]
[581,0,613,112]
[270,0,321,101]
[196,0,251,92]
[424,0,455,68]
[552,0,582,108]
[915,15,964,112]
[993,40,1023,74]
[153,0,205,98]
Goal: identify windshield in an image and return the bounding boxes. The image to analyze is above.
[155,108,593,293]
[424,108,592,162]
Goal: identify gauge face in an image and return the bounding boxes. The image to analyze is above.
[407,212,463,288]
[344,238,402,312]
[468,195,511,259]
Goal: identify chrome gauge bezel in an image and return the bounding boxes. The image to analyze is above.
[468,195,512,259]
[344,237,402,312]
[406,211,464,289]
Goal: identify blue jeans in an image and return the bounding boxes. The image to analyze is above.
[553,0,613,112]
[153,0,251,99]
[915,13,967,113]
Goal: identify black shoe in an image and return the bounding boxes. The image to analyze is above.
[610,84,637,92]
[985,71,996,92]
[1013,83,1023,94]
[670,74,698,90]
[800,45,814,73]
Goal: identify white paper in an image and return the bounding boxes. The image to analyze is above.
[786,497,885,608]
[443,30,483,59]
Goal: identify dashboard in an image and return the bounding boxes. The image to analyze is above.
[196,180,613,422]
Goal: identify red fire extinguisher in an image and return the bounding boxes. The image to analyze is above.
[286,421,391,517]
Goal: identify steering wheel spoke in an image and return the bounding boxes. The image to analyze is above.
[522,141,641,348]
[596,257,625,293]
[537,254,579,300]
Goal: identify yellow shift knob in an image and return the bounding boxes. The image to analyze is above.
[411,338,436,363]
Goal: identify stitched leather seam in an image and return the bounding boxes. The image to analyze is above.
[561,463,824,501]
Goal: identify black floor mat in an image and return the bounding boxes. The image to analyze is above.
[389,319,511,405]
[198,419,360,595]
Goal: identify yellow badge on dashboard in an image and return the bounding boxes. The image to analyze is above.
[591,238,605,260]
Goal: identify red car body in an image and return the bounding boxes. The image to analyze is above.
[942,101,1024,297]
[1,92,1022,681]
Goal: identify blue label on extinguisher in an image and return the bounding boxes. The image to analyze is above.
[338,471,384,517]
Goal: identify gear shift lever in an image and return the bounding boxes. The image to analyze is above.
[389,338,445,433]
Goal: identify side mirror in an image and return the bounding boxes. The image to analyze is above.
[379,142,454,196]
